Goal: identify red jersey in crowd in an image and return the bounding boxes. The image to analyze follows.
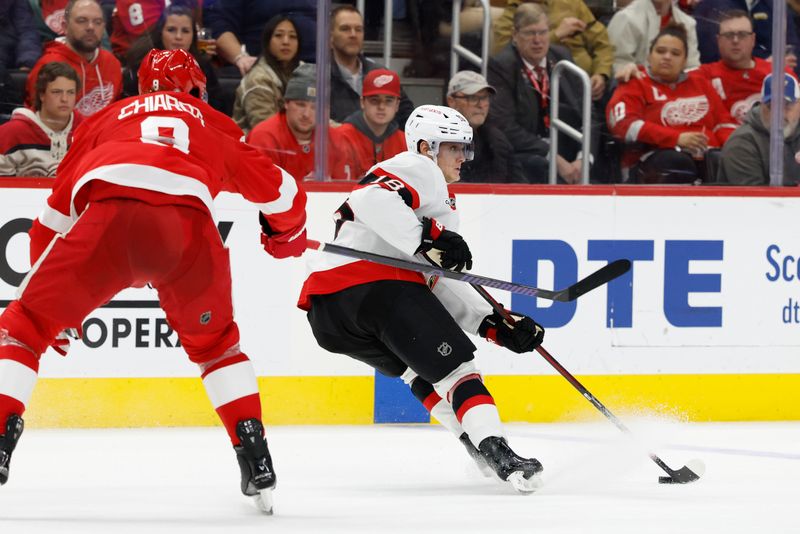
[696,57,783,124]
[26,40,123,117]
[336,115,407,181]
[247,111,355,181]
[111,0,169,58]
[606,69,738,168]
[0,108,82,177]
[30,90,306,261]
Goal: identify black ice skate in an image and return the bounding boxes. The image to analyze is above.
[234,418,276,514]
[0,414,24,486]
[478,436,543,493]
[459,432,493,477]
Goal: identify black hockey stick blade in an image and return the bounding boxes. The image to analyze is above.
[557,259,632,302]
[657,458,705,484]
[307,240,629,302]
[469,283,704,485]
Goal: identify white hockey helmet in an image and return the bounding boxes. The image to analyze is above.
[405,105,474,162]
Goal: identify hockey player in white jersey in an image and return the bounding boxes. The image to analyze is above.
[297,105,545,493]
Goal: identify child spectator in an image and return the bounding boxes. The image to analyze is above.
[0,62,81,176]
[336,69,407,180]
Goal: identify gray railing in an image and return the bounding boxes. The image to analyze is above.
[356,0,394,68]
[548,60,592,184]
[450,0,491,79]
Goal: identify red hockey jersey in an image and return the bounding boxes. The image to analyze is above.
[696,57,780,124]
[606,69,738,167]
[247,112,356,181]
[26,40,123,117]
[29,91,306,262]
[336,121,407,181]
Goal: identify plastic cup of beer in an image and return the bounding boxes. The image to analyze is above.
[197,27,213,53]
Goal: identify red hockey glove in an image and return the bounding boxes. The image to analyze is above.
[261,228,307,258]
[479,310,544,354]
[51,327,82,357]
[415,217,473,272]
[259,212,307,259]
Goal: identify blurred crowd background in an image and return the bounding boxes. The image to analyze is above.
[2,0,800,186]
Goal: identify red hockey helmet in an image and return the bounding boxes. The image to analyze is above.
[137,48,207,100]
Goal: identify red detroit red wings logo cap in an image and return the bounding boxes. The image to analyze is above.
[363,69,401,98]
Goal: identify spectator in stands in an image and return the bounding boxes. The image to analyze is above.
[488,3,587,183]
[446,70,525,183]
[0,62,81,176]
[205,0,316,75]
[329,5,414,128]
[28,0,115,51]
[698,10,795,125]
[248,64,354,181]
[693,0,800,66]
[123,5,223,111]
[0,0,42,70]
[110,0,199,60]
[718,73,800,185]
[336,68,407,180]
[26,0,122,117]
[233,14,301,133]
[606,23,737,183]
[608,0,699,82]
[493,0,614,102]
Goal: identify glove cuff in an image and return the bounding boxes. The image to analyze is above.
[416,217,444,254]
[478,313,501,346]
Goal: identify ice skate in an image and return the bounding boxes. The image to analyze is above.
[478,436,543,494]
[459,433,493,477]
[0,414,23,486]
[234,418,276,514]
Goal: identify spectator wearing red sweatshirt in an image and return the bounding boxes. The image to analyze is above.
[25,0,121,117]
[336,68,407,180]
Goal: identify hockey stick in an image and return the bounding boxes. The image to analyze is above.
[471,283,704,485]
[306,240,631,302]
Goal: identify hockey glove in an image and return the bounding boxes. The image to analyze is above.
[259,213,307,259]
[416,217,473,272]
[478,310,544,354]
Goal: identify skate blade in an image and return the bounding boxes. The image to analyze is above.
[506,471,543,494]
[252,488,274,515]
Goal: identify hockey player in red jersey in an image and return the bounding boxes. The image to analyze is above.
[607,23,738,183]
[299,105,546,493]
[0,49,307,514]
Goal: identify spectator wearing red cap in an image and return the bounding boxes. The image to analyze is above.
[247,64,355,181]
[336,68,407,180]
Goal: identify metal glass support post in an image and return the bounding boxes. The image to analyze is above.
[384,0,393,68]
[450,0,492,79]
[548,61,592,184]
[313,0,332,181]
[769,0,787,186]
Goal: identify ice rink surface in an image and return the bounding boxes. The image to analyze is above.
[0,420,798,534]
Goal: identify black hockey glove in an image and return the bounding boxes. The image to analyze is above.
[415,217,473,272]
[479,309,544,354]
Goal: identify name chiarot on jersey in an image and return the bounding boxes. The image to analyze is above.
[117,93,206,126]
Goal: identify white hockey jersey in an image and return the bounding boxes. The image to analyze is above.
[297,151,492,334]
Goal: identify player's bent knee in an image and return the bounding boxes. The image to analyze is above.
[432,361,481,402]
